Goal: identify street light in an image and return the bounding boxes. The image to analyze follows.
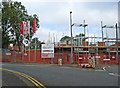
[83,20,88,37]
[115,23,118,64]
[70,12,88,64]
[69,12,83,64]
[101,21,104,42]
[70,11,73,64]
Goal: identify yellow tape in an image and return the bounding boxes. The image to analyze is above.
[0,68,46,88]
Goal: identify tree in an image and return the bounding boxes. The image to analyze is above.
[60,36,71,44]
[75,33,85,37]
[28,37,45,49]
[60,33,86,45]
[60,36,70,42]
[75,33,86,41]
[2,1,39,51]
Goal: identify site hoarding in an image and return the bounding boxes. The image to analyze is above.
[41,43,54,58]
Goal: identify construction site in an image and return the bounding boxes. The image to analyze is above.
[1,34,120,68]
[1,9,120,67]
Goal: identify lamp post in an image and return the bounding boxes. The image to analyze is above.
[115,23,118,64]
[101,21,104,42]
[70,11,88,64]
[70,11,74,64]
[119,22,120,41]
[83,20,88,37]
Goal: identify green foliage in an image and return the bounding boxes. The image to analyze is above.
[26,37,45,50]
[60,33,85,42]
[2,1,39,50]
[75,33,85,37]
[60,36,70,42]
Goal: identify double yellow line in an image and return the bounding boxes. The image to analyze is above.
[0,68,46,88]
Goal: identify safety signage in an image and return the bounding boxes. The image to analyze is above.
[41,43,54,58]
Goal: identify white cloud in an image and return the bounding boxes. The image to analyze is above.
[33,26,68,43]
[12,0,118,42]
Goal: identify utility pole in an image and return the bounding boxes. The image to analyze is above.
[35,37,37,62]
[101,21,104,42]
[83,20,86,36]
[118,1,120,41]
[119,22,120,42]
[115,23,118,64]
[70,11,73,64]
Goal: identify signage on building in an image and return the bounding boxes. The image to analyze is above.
[6,53,11,56]
[95,56,100,58]
[41,43,54,58]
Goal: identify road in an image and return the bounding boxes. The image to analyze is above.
[2,63,120,87]
[2,70,31,86]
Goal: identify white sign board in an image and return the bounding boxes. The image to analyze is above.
[96,56,100,58]
[41,44,54,58]
[6,53,11,56]
[79,57,82,59]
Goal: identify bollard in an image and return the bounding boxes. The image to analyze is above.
[58,58,62,66]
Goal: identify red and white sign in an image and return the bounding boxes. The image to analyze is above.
[79,57,82,59]
[103,59,110,61]
[112,56,115,59]
[20,21,29,35]
[32,19,36,33]
[41,53,54,58]
[41,44,54,58]
[20,20,36,35]
[20,21,24,34]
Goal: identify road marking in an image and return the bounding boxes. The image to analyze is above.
[22,65,37,66]
[102,67,106,71]
[109,73,120,77]
[81,69,87,70]
[95,70,105,71]
[0,68,46,88]
[60,66,106,72]
[109,73,115,76]
[61,67,71,69]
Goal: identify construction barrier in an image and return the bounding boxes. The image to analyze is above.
[1,50,120,65]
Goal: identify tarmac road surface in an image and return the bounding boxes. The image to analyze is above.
[2,63,120,87]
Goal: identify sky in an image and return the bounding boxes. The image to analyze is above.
[12,0,119,43]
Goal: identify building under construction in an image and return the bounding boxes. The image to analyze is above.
[1,36,120,67]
